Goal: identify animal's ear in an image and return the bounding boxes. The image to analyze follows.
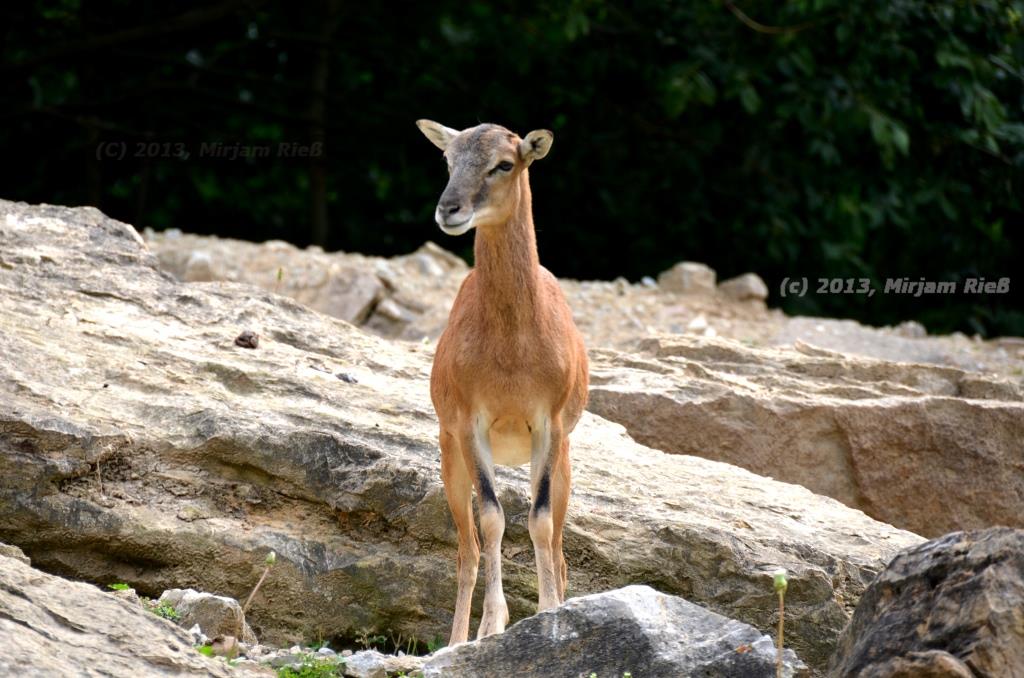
[416,119,460,151]
[519,129,553,164]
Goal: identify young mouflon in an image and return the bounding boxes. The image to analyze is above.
[416,120,589,644]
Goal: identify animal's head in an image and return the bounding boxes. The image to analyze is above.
[416,120,553,235]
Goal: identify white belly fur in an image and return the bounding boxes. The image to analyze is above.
[488,417,532,466]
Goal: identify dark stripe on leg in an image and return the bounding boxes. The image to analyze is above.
[478,471,499,508]
[532,473,550,515]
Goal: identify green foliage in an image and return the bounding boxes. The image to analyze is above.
[196,645,215,657]
[107,582,131,591]
[2,0,1020,335]
[147,600,181,622]
[355,628,387,651]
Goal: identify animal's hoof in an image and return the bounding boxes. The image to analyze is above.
[476,601,509,639]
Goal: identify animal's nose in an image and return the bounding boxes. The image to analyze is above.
[440,201,461,215]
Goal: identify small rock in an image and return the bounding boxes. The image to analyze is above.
[686,315,708,332]
[210,635,239,658]
[317,646,336,656]
[0,542,31,565]
[108,587,143,608]
[187,624,207,645]
[412,253,445,277]
[657,261,716,294]
[269,653,305,668]
[343,649,425,678]
[176,505,207,522]
[183,251,215,282]
[417,241,466,269]
[336,372,358,384]
[240,641,263,657]
[230,658,263,671]
[640,275,657,288]
[374,261,397,290]
[892,320,927,338]
[373,297,415,323]
[158,588,256,644]
[718,272,769,302]
[234,330,259,349]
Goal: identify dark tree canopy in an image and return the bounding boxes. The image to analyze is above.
[2,0,1022,335]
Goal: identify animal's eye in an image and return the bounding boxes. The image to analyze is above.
[490,160,514,175]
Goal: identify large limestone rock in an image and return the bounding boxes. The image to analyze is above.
[0,543,265,676]
[587,336,1024,538]
[0,200,922,671]
[424,585,809,677]
[145,230,465,340]
[145,231,1022,376]
[828,528,1024,677]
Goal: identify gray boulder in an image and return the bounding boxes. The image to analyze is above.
[0,544,263,676]
[829,528,1024,678]
[159,588,257,644]
[424,585,808,677]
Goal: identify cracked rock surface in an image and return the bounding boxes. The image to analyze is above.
[0,199,926,672]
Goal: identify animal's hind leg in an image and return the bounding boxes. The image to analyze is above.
[529,415,563,611]
[461,417,508,639]
[440,429,478,645]
[550,436,571,603]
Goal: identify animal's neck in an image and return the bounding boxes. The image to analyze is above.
[473,172,540,326]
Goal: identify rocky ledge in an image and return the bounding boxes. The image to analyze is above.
[0,200,929,673]
[588,336,1023,538]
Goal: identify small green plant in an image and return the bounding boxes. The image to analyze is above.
[276,653,343,678]
[773,568,789,678]
[385,628,421,656]
[243,550,276,615]
[107,582,131,591]
[237,550,276,638]
[425,636,445,654]
[150,600,181,622]
[196,645,214,657]
[355,628,387,651]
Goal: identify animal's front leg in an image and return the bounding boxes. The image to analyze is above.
[462,415,509,639]
[440,430,478,645]
[529,414,563,611]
